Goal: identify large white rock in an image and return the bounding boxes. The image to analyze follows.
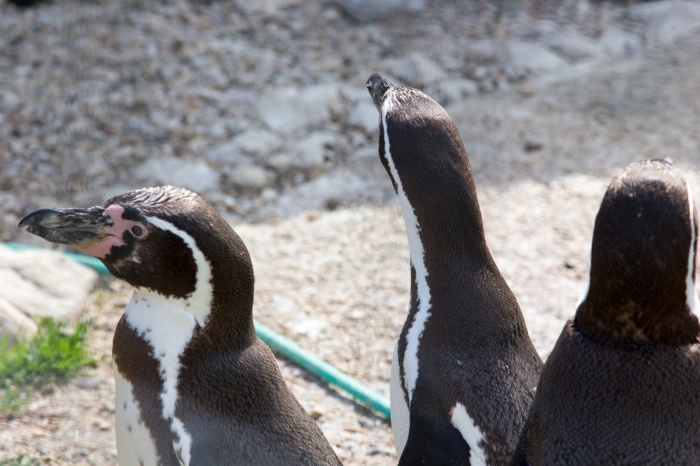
[0,245,98,339]
[0,297,37,342]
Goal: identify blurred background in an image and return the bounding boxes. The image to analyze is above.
[1,0,699,464]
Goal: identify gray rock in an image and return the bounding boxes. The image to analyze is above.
[290,131,337,170]
[598,26,641,58]
[633,0,700,46]
[209,129,283,165]
[248,0,300,13]
[256,158,389,218]
[232,129,284,157]
[464,40,499,62]
[505,41,568,74]
[437,79,480,105]
[267,154,294,171]
[0,245,98,340]
[209,140,255,167]
[547,28,605,62]
[384,53,447,87]
[135,157,220,194]
[257,84,341,133]
[347,101,378,135]
[76,376,100,390]
[227,164,275,191]
[333,0,425,22]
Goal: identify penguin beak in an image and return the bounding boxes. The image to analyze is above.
[18,206,113,248]
[367,73,394,111]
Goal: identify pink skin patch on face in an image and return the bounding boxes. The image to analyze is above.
[74,205,135,259]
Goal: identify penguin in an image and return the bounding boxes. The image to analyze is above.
[510,159,700,466]
[366,73,543,465]
[19,186,342,466]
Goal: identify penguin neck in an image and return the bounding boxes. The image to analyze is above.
[380,100,492,278]
[201,229,257,347]
[391,149,506,405]
[394,159,493,282]
[575,288,700,346]
[388,143,504,347]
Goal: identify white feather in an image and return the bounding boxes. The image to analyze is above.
[382,96,432,406]
[450,402,487,466]
[114,367,159,466]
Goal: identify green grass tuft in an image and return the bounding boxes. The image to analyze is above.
[0,456,40,466]
[0,318,97,414]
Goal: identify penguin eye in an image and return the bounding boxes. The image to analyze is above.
[130,223,147,239]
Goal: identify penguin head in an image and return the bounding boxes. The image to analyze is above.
[19,186,252,301]
[575,159,700,345]
[366,73,477,222]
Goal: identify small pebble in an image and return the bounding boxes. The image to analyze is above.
[76,376,100,390]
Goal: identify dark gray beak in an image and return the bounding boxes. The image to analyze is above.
[19,206,113,247]
[366,73,394,111]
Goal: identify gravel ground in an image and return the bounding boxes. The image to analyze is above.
[2,0,700,464]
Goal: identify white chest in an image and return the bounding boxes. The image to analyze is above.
[117,292,200,466]
[114,367,160,466]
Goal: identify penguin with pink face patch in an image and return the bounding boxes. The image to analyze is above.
[20,186,341,466]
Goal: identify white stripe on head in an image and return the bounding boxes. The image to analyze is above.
[382,95,432,403]
[686,183,699,318]
[122,215,214,466]
[145,216,213,327]
[450,403,487,466]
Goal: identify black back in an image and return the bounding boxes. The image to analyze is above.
[512,160,700,465]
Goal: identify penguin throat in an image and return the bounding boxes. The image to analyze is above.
[382,102,432,404]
